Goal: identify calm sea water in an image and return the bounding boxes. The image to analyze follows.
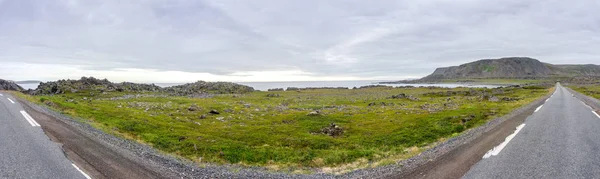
[18,81,500,91]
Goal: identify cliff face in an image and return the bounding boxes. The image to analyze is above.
[421,57,600,80]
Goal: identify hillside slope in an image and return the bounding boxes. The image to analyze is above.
[420,57,600,81]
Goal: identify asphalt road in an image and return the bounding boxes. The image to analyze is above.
[0,92,88,179]
[464,84,600,178]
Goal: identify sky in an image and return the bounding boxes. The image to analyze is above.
[1,0,599,83]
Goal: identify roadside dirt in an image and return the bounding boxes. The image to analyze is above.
[393,101,540,179]
[17,98,170,179]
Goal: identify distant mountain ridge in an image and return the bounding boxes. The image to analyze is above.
[420,57,600,81]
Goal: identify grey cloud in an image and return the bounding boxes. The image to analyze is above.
[0,0,599,80]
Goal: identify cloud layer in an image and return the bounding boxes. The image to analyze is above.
[0,0,599,82]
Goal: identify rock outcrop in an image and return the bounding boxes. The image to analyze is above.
[27,77,253,96]
[0,79,24,91]
[163,81,254,96]
[28,77,161,95]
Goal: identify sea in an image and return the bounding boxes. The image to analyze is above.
[17,81,499,91]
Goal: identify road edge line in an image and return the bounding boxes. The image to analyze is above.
[534,105,543,112]
[23,111,41,126]
[72,163,92,179]
[593,111,600,119]
[483,123,526,158]
[20,110,37,126]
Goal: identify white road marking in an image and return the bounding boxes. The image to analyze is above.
[593,111,600,119]
[535,105,544,112]
[0,94,3,96]
[19,110,40,127]
[483,124,526,158]
[7,98,15,104]
[545,99,549,102]
[72,164,92,179]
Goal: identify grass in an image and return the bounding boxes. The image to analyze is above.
[11,86,550,173]
[570,85,600,99]
[440,78,550,85]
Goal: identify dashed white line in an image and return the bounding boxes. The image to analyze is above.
[72,164,92,179]
[593,111,600,119]
[483,124,526,158]
[0,94,3,96]
[7,98,15,104]
[535,105,544,112]
[19,110,40,127]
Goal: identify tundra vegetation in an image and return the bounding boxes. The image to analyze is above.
[11,77,551,174]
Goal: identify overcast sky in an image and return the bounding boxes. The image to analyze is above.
[0,0,599,82]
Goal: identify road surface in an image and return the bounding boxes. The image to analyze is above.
[0,92,89,178]
[464,84,600,178]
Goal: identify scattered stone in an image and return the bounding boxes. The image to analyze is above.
[199,115,207,119]
[178,136,187,142]
[209,110,220,115]
[188,104,200,111]
[44,101,58,107]
[489,96,500,102]
[266,93,281,97]
[502,97,520,101]
[389,93,419,101]
[390,93,407,99]
[320,123,344,137]
[224,109,234,113]
[461,114,477,124]
[307,111,321,116]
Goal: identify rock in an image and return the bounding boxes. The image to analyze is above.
[390,93,407,99]
[320,123,344,137]
[44,101,58,108]
[407,95,420,101]
[0,79,24,91]
[307,111,321,116]
[489,96,500,102]
[502,97,520,101]
[389,93,419,101]
[216,117,225,121]
[199,115,207,119]
[266,93,280,97]
[209,110,220,115]
[243,104,251,108]
[462,114,477,124]
[188,104,200,111]
[224,109,233,113]
[178,136,187,142]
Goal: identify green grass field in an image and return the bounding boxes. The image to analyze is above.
[12,86,550,173]
[571,85,600,99]
[440,78,550,85]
